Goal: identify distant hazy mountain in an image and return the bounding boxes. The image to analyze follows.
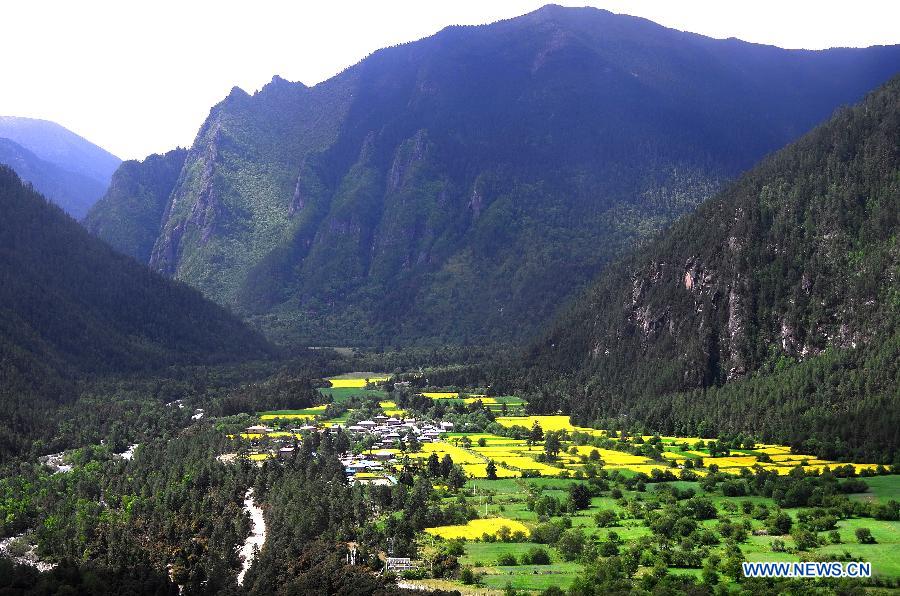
[88,5,900,346]
[0,116,120,218]
[0,116,120,185]
[525,75,900,461]
[84,149,188,262]
[0,137,107,219]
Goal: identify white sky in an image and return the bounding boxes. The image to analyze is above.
[2,0,898,160]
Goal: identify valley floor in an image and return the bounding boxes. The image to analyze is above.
[219,372,900,593]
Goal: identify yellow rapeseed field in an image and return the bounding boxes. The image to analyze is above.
[495,415,576,432]
[607,464,673,475]
[408,442,483,464]
[379,401,406,416]
[328,375,390,388]
[769,454,810,462]
[452,434,525,446]
[260,405,328,421]
[709,456,759,468]
[585,448,650,465]
[424,518,530,540]
[422,392,459,399]
[461,463,519,478]
[756,446,793,455]
[354,471,388,479]
[499,456,568,475]
[463,397,498,404]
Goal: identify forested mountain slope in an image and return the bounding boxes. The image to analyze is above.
[0,165,271,460]
[525,76,900,461]
[88,5,900,345]
[0,165,270,375]
[0,137,107,218]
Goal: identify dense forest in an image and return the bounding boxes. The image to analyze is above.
[0,166,271,375]
[86,5,900,346]
[0,384,472,595]
[523,75,900,463]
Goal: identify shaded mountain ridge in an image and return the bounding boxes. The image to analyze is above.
[0,165,271,380]
[524,75,900,461]
[83,148,188,262]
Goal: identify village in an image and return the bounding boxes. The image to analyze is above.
[241,413,456,486]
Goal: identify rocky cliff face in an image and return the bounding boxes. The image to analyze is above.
[86,5,900,345]
[145,75,355,307]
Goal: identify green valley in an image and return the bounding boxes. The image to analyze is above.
[1,4,899,596]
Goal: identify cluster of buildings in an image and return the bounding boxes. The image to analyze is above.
[346,414,454,448]
[240,415,455,485]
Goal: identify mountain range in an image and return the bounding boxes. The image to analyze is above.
[85,6,900,346]
[0,116,121,218]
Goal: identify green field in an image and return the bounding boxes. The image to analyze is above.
[849,475,900,503]
[478,563,581,591]
[428,475,900,592]
[459,542,580,590]
[424,394,527,413]
[317,386,387,402]
[460,542,560,566]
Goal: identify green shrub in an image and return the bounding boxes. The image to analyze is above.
[521,546,551,565]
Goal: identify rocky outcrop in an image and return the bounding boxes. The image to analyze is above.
[150,117,225,274]
[289,172,305,216]
[187,123,224,244]
[387,130,427,193]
